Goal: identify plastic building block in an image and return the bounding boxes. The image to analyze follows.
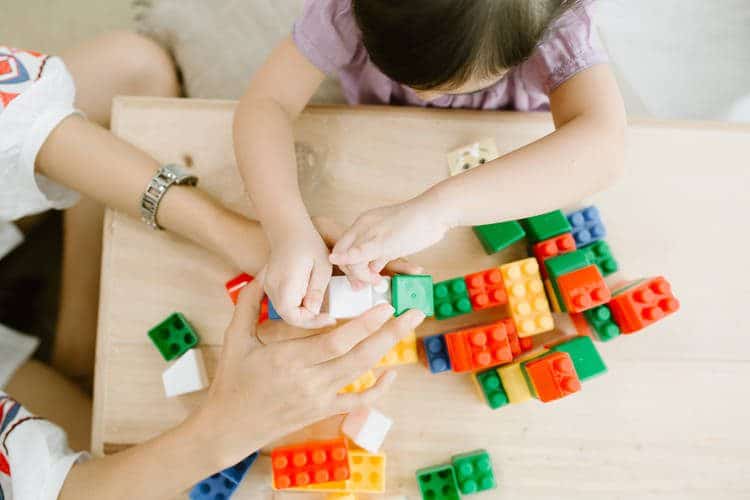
[392,275,434,317]
[342,407,393,453]
[445,319,516,372]
[550,336,607,381]
[609,277,680,333]
[271,438,350,489]
[433,278,472,319]
[532,233,576,278]
[580,240,619,277]
[451,449,496,494]
[545,279,562,313]
[267,298,281,320]
[416,464,460,500]
[328,276,376,319]
[497,361,532,403]
[348,451,386,493]
[474,368,509,409]
[583,305,621,342]
[464,268,508,310]
[422,334,452,373]
[544,249,592,308]
[162,348,208,398]
[148,312,199,361]
[377,331,418,367]
[327,495,357,500]
[520,210,572,243]
[221,452,258,485]
[225,272,252,305]
[472,221,525,254]
[190,473,238,499]
[339,370,377,394]
[523,352,581,402]
[556,265,611,313]
[500,258,554,337]
[519,337,534,352]
[446,138,499,176]
[566,206,606,247]
[371,278,392,306]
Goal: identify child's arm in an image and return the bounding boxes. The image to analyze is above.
[330,65,627,280]
[233,36,334,327]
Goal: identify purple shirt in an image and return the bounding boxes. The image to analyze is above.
[293,0,608,111]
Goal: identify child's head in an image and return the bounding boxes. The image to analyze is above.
[353,0,580,100]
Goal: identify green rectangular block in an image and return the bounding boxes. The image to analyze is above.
[475,368,509,409]
[433,277,472,320]
[392,275,434,317]
[451,449,496,494]
[416,464,460,500]
[520,210,572,243]
[584,304,621,342]
[550,335,607,380]
[580,240,619,277]
[472,221,525,254]
[545,250,592,311]
[147,312,199,361]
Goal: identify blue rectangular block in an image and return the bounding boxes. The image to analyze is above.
[267,298,281,320]
[422,333,451,373]
[221,451,258,485]
[190,473,238,499]
[566,206,606,248]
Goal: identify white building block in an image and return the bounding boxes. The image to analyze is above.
[162,348,208,398]
[371,277,391,306]
[341,407,393,454]
[327,276,374,319]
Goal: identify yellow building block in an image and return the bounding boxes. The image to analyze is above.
[497,362,532,403]
[327,494,357,500]
[376,331,418,367]
[545,279,562,313]
[339,370,377,394]
[500,258,555,337]
[289,451,386,494]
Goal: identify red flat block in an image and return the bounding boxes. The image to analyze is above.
[556,265,611,313]
[609,276,680,333]
[271,438,350,489]
[523,351,581,402]
[225,272,269,324]
[533,233,577,278]
[445,319,516,372]
[464,268,508,310]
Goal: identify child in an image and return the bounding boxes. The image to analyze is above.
[234,0,626,325]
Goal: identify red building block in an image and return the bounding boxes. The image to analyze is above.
[445,319,516,372]
[519,337,534,353]
[533,233,577,278]
[570,312,594,337]
[523,351,581,402]
[271,438,350,489]
[225,272,269,324]
[464,268,508,310]
[609,276,679,333]
[556,265,611,313]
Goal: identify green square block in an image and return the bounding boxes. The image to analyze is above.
[520,210,572,243]
[416,464,460,500]
[392,275,434,317]
[550,335,607,381]
[472,221,525,254]
[147,312,199,361]
[580,240,619,277]
[584,305,621,342]
[433,277,472,320]
[545,250,593,311]
[475,369,509,409]
[451,449,496,494]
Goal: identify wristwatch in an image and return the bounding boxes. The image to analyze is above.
[140,164,198,230]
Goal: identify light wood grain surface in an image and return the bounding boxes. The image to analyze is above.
[95,97,750,499]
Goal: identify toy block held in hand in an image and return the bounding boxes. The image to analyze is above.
[416,464,461,500]
[271,438,350,489]
[446,138,499,176]
[327,276,392,319]
[433,277,472,320]
[580,240,619,277]
[609,277,680,333]
[189,472,239,499]
[520,210,572,243]
[421,334,452,373]
[550,336,607,381]
[339,370,377,394]
[267,298,281,320]
[221,451,258,485]
[523,351,581,402]
[583,304,621,341]
[445,319,516,372]
[391,275,434,317]
[348,450,386,493]
[377,331,418,367]
[224,272,270,324]
[556,265,611,313]
[451,449,497,494]
[566,206,606,247]
[472,220,525,254]
[474,368,509,409]
[464,268,508,311]
[162,348,208,398]
[148,312,199,361]
[342,407,393,453]
[500,258,554,337]
[532,233,577,278]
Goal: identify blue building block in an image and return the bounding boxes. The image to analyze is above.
[566,206,606,247]
[190,473,238,499]
[422,333,451,373]
[220,452,258,485]
[267,299,281,320]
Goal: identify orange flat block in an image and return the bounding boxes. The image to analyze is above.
[464,268,508,310]
[271,438,350,489]
[445,319,516,372]
[609,276,680,333]
[556,265,611,313]
[500,258,555,337]
[225,272,269,324]
[532,233,576,278]
[523,351,581,403]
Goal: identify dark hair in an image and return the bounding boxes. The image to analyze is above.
[353,0,581,90]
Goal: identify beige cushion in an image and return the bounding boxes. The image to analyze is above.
[136,0,345,104]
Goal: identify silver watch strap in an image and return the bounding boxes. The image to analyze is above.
[140,164,198,230]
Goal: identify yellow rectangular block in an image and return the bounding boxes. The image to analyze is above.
[339,370,376,394]
[446,138,499,176]
[289,451,386,494]
[500,258,555,337]
[376,331,418,367]
[497,362,532,404]
[327,494,357,500]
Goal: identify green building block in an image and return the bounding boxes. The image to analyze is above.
[433,278,472,320]
[147,312,199,361]
[472,221,525,254]
[584,305,621,342]
[475,369,509,409]
[550,335,607,381]
[416,464,460,500]
[392,275,435,317]
[545,250,593,311]
[580,240,619,277]
[451,449,496,494]
[520,210,572,243]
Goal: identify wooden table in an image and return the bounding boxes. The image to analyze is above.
[94,97,750,499]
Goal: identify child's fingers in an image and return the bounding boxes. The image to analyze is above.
[381,258,424,276]
[347,261,379,286]
[302,259,331,314]
[342,239,389,268]
[333,370,397,414]
[329,229,359,265]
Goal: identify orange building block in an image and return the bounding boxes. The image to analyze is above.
[271,438,350,489]
[532,233,576,278]
[523,351,581,402]
[609,276,679,333]
[556,265,611,313]
[225,272,269,323]
[445,319,516,372]
[464,268,508,310]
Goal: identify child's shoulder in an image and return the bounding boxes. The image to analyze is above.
[293,0,362,75]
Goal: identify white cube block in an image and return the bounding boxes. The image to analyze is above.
[0,220,23,260]
[371,277,392,306]
[162,348,208,398]
[327,276,374,319]
[342,407,393,454]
